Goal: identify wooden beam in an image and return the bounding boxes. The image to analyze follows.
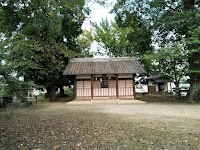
[133,74,136,98]
[91,75,94,99]
[116,74,119,99]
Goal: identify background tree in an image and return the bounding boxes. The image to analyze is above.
[114,10,152,56]
[113,0,200,101]
[0,48,34,100]
[94,13,152,58]
[94,19,133,57]
[0,0,88,100]
[77,30,94,57]
[143,43,189,95]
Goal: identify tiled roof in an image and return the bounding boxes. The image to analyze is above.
[63,57,146,75]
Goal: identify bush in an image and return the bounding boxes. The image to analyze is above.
[0,85,7,97]
[64,87,73,96]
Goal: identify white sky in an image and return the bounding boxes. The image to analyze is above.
[82,0,116,31]
[82,0,116,57]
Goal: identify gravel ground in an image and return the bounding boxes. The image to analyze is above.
[0,102,200,149]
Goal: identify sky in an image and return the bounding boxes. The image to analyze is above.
[81,0,116,57]
[82,0,116,31]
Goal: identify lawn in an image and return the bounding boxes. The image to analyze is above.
[0,102,200,150]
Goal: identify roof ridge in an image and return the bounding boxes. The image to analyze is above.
[71,57,136,62]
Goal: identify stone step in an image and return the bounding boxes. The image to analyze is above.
[92,100,118,104]
[64,99,146,105]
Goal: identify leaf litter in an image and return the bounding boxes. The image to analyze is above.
[0,103,200,150]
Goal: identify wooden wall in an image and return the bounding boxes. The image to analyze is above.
[119,80,134,97]
[76,81,91,99]
[93,80,116,97]
[76,75,135,99]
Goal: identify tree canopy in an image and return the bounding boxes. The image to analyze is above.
[94,19,132,57]
[94,12,152,58]
[0,0,88,100]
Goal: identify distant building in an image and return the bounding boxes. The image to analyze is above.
[145,75,172,93]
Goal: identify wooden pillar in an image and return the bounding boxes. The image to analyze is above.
[133,74,136,98]
[91,75,94,99]
[74,76,77,99]
[116,74,119,99]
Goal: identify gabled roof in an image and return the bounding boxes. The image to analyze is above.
[63,57,146,75]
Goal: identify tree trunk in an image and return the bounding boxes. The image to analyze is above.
[59,85,65,97]
[46,85,56,101]
[188,51,200,101]
[182,0,199,101]
[189,81,200,102]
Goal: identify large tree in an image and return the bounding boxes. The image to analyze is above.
[0,0,87,100]
[114,0,200,101]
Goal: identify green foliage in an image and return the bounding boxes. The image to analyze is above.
[93,1,152,59]
[0,71,34,100]
[0,45,34,99]
[94,19,132,56]
[0,85,7,97]
[0,0,87,99]
[77,30,94,57]
[94,16,152,57]
[114,10,152,55]
[143,43,188,87]
[64,87,73,96]
[186,26,200,79]
[113,0,200,99]
[113,0,200,43]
